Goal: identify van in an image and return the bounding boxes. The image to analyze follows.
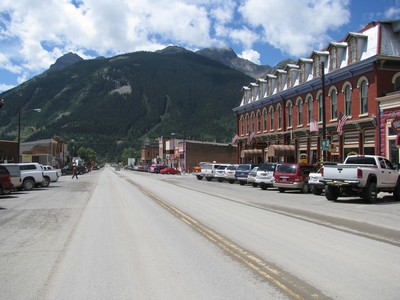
[273,163,316,193]
[0,165,13,195]
[1,164,22,190]
[202,163,230,181]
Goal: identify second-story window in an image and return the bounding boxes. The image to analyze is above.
[298,100,303,126]
[257,111,261,132]
[360,80,368,114]
[330,90,337,119]
[288,102,293,127]
[278,105,282,129]
[263,110,268,131]
[318,93,323,122]
[251,114,255,132]
[270,108,275,130]
[241,116,244,135]
[344,85,352,116]
[307,96,313,124]
[246,116,250,133]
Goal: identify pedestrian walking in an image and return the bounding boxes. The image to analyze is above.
[72,165,79,179]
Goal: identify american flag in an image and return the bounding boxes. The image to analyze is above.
[310,117,319,132]
[248,131,255,144]
[337,112,349,135]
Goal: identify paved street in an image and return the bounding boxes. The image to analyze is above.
[0,166,399,300]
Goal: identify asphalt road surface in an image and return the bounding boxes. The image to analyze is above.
[0,166,399,300]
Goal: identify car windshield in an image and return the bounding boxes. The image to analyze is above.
[227,165,238,170]
[237,165,250,171]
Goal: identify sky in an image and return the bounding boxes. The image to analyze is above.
[1,0,400,93]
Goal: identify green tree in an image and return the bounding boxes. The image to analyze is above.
[77,147,97,164]
[120,147,138,166]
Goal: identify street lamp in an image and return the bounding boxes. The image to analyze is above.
[17,107,41,163]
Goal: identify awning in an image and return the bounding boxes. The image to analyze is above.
[241,149,263,157]
[267,145,295,157]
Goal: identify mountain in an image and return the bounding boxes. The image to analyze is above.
[0,48,254,160]
[196,47,273,79]
[48,52,84,72]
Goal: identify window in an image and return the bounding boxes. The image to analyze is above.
[246,115,250,133]
[330,90,337,119]
[318,93,323,122]
[278,105,282,129]
[349,37,357,64]
[330,47,337,70]
[257,111,261,132]
[263,110,267,131]
[344,85,352,116]
[240,116,244,135]
[307,96,313,124]
[270,108,275,130]
[360,81,368,114]
[313,56,320,78]
[288,102,293,127]
[298,100,303,126]
[395,76,400,91]
[251,113,255,132]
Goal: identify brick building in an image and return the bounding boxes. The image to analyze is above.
[233,20,400,164]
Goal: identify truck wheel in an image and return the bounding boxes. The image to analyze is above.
[393,182,400,201]
[363,182,377,204]
[278,188,285,193]
[260,183,268,190]
[41,176,50,187]
[206,177,212,181]
[239,181,245,185]
[325,186,339,201]
[23,179,35,191]
[252,183,258,187]
[228,180,234,184]
[196,175,203,180]
[217,178,224,182]
[312,186,322,195]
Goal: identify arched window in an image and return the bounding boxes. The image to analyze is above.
[330,89,337,119]
[297,99,303,126]
[269,107,275,130]
[240,116,244,135]
[251,113,255,132]
[360,81,368,114]
[344,85,352,116]
[257,111,261,132]
[318,93,323,122]
[246,115,250,134]
[287,101,293,127]
[278,105,282,129]
[263,109,268,131]
[307,96,313,124]
[396,77,400,91]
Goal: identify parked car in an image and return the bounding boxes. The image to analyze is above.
[225,164,239,184]
[1,164,21,191]
[246,167,259,187]
[18,163,46,190]
[273,163,316,193]
[149,164,162,173]
[154,165,167,173]
[0,165,13,195]
[215,165,229,182]
[202,163,230,181]
[235,164,258,185]
[160,167,181,175]
[256,163,279,190]
[308,162,337,195]
[61,165,86,175]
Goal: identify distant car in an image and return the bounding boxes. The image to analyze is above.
[61,165,86,175]
[235,164,258,185]
[224,164,239,184]
[247,167,259,187]
[154,165,167,173]
[160,167,181,175]
[273,163,316,193]
[215,165,229,182]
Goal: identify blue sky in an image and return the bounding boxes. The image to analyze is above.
[1,0,400,93]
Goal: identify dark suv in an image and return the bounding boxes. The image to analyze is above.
[273,163,316,193]
[235,164,258,185]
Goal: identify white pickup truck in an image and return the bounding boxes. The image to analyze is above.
[321,155,400,203]
[18,163,45,190]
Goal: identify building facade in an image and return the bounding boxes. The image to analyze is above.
[233,20,400,165]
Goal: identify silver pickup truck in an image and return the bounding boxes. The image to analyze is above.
[321,155,400,203]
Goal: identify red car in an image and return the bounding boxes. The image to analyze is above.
[0,165,13,195]
[160,167,181,175]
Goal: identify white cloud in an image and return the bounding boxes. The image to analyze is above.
[239,49,260,64]
[238,0,351,57]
